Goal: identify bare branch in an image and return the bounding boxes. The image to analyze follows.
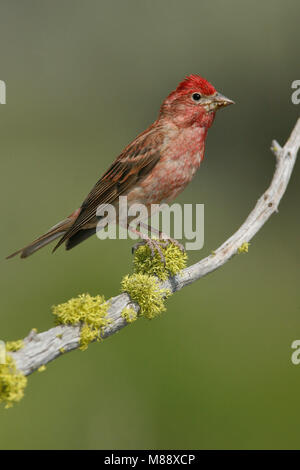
[11,119,300,376]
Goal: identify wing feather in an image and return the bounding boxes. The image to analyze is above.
[53,125,164,251]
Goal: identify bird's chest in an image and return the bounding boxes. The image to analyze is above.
[133,127,206,204]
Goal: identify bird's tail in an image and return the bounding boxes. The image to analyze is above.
[6,213,78,259]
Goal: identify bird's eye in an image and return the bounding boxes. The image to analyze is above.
[192,92,201,102]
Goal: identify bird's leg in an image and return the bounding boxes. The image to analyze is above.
[158,234,186,253]
[130,222,186,266]
[128,225,166,264]
[138,222,186,254]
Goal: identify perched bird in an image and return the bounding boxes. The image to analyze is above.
[7,74,234,259]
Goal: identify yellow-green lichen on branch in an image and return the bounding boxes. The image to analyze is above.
[0,355,27,409]
[133,242,187,280]
[52,293,110,351]
[121,242,183,319]
[121,307,138,324]
[238,242,250,254]
[121,273,171,320]
[6,339,24,352]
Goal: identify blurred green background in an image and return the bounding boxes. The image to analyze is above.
[0,0,299,450]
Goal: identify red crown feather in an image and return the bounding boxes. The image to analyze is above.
[175,74,216,96]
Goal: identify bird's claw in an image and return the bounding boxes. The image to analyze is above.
[159,237,186,253]
[132,236,185,265]
[132,237,166,265]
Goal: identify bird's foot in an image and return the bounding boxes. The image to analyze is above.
[132,234,185,265]
[132,236,166,265]
[158,235,186,254]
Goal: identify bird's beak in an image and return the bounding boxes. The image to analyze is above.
[213,93,235,108]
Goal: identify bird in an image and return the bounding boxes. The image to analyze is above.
[7,74,234,260]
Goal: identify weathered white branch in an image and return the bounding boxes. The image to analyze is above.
[11,119,300,376]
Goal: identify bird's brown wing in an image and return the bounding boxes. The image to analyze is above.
[53,125,164,251]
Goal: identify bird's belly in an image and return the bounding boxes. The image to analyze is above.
[127,150,203,206]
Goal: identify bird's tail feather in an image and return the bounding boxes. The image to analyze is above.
[6,217,72,259]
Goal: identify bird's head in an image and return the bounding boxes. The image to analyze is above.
[160,74,234,128]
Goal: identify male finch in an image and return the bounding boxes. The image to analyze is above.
[7,74,234,259]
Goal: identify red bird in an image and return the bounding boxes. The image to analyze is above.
[7,75,234,259]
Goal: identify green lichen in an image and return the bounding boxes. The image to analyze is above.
[121,273,171,320]
[37,365,46,373]
[59,347,65,354]
[0,355,27,409]
[238,242,250,254]
[80,324,101,351]
[6,339,24,352]
[121,307,138,324]
[56,334,63,340]
[52,293,110,351]
[133,242,187,281]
